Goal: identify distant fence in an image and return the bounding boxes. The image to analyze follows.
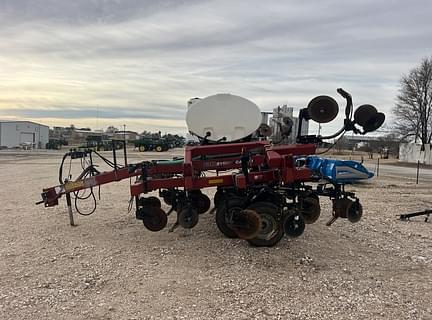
[399,143,432,165]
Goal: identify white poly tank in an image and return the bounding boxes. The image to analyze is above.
[186,93,262,142]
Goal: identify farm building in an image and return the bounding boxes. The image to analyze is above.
[0,121,49,149]
[399,143,432,165]
[113,130,139,141]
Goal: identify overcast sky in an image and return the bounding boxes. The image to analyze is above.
[1,0,431,135]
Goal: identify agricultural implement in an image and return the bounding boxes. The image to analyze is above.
[37,88,385,247]
[399,209,431,222]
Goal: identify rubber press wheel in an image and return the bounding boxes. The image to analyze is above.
[246,202,284,247]
[213,190,224,208]
[155,145,163,152]
[139,145,146,152]
[178,206,199,229]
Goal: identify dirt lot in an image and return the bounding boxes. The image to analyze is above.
[0,149,431,319]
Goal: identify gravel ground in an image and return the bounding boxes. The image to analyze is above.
[0,150,431,319]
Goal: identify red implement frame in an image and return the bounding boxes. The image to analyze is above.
[40,142,316,208]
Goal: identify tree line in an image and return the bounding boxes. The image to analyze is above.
[393,56,432,146]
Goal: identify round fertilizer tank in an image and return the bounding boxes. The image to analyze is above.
[186,93,262,142]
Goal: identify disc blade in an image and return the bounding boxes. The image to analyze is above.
[354,104,378,127]
[231,209,261,240]
[145,196,162,208]
[191,192,211,214]
[363,112,385,133]
[332,198,352,218]
[142,207,168,232]
[307,95,339,123]
[299,197,321,224]
[346,201,363,223]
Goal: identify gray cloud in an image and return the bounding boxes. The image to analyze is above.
[0,1,201,25]
[2,106,186,120]
[1,0,431,135]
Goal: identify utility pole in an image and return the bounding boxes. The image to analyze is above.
[123,124,127,166]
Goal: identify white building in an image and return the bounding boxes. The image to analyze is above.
[0,121,49,149]
[399,143,432,165]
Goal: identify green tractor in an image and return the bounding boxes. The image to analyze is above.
[46,138,68,150]
[162,134,186,148]
[81,135,123,151]
[133,137,170,152]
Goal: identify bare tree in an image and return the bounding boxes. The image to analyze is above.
[393,57,432,145]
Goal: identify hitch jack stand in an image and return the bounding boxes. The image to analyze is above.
[66,193,75,226]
